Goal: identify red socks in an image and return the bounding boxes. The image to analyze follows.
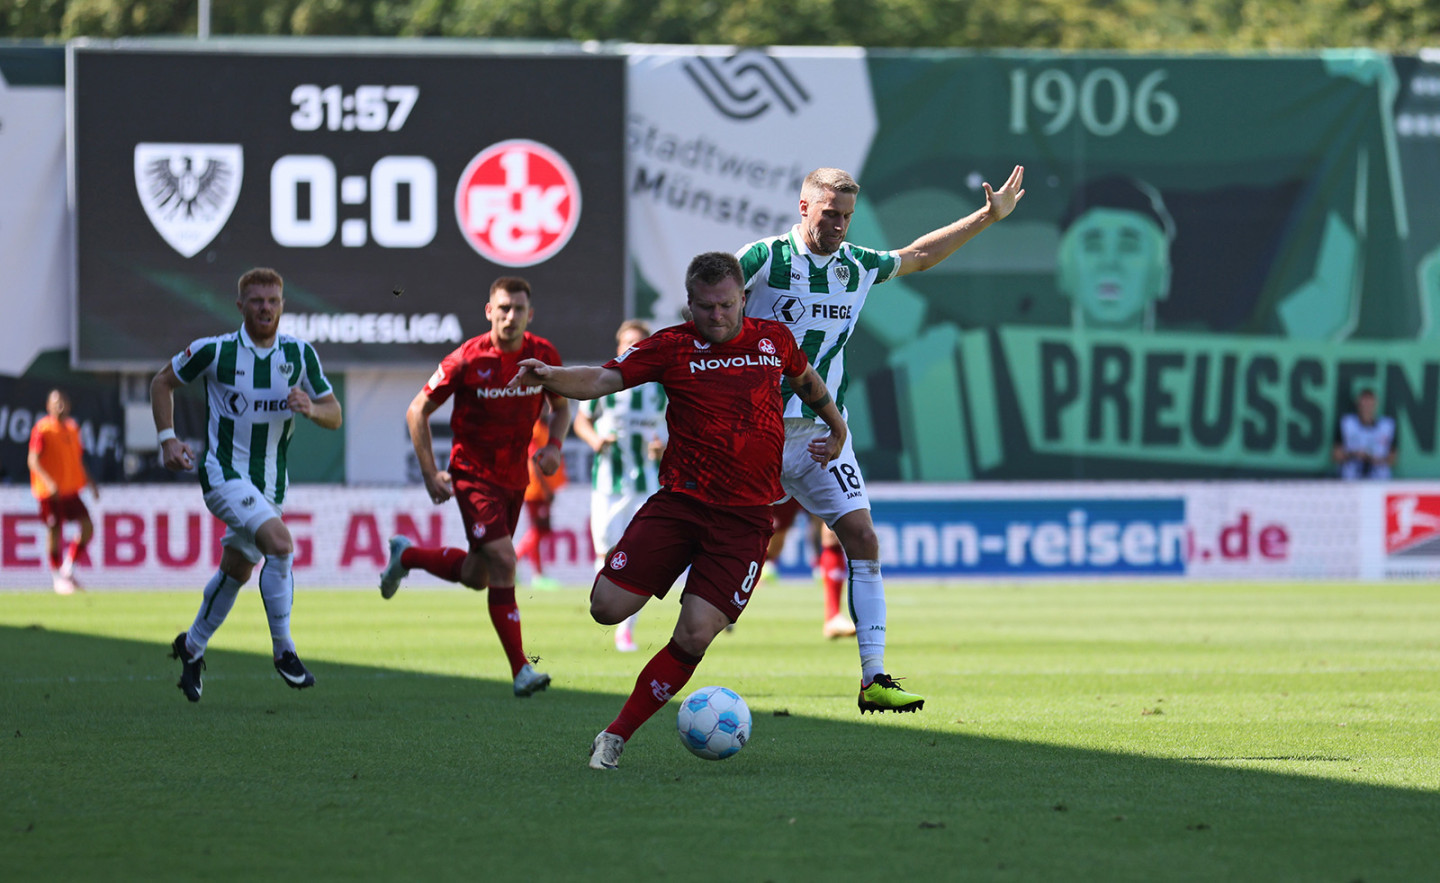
[400,546,466,583]
[606,639,702,740]
[819,546,846,620]
[487,587,529,677]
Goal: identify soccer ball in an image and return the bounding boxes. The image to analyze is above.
[676,685,751,760]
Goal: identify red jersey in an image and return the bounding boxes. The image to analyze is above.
[423,332,563,491]
[606,317,807,508]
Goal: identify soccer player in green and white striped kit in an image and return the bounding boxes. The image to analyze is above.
[151,267,343,702]
[736,165,1025,713]
[572,319,668,652]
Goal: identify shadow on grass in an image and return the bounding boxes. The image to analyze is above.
[1,625,1436,883]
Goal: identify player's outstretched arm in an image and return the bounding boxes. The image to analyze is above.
[790,365,848,464]
[895,164,1025,278]
[510,360,624,401]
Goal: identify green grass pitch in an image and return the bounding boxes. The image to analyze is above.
[2,580,1438,881]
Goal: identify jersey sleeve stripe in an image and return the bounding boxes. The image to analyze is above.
[302,343,331,396]
[738,240,771,286]
[176,342,217,383]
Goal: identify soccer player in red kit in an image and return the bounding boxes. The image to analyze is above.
[380,277,570,697]
[509,252,848,769]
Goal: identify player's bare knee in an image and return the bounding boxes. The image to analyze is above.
[459,558,489,591]
[589,576,633,624]
[833,511,880,559]
[670,623,717,658]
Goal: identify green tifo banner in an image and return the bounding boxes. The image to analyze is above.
[627,48,1440,479]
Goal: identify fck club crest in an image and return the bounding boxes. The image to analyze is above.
[454,139,581,268]
[134,143,243,258]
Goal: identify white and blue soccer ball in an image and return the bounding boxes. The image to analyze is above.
[676,685,751,760]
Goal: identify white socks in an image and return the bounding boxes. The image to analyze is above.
[848,558,887,683]
[258,553,296,658]
[186,570,243,655]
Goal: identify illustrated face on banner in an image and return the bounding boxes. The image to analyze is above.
[1057,207,1170,331]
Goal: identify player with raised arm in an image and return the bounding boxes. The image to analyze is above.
[509,252,848,770]
[570,319,668,652]
[737,165,1025,713]
[152,267,343,702]
[379,277,569,698]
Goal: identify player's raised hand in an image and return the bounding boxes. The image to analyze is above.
[509,359,553,388]
[983,165,1026,222]
[161,437,196,472]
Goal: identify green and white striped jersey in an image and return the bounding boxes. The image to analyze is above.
[737,228,900,421]
[170,326,333,506]
[579,383,668,496]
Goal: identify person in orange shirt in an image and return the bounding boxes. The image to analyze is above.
[27,389,97,595]
[515,403,568,591]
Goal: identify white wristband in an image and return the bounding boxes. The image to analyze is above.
[157,428,177,443]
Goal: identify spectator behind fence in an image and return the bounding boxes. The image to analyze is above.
[1333,389,1397,479]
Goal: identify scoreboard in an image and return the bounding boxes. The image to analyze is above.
[69,43,626,369]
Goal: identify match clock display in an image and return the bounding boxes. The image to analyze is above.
[70,45,625,369]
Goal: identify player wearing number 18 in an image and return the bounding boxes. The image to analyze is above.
[509,252,848,770]
[736,165,1025,714]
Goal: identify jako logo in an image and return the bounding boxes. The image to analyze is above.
[454,139,581,267]
[682,50,811,121]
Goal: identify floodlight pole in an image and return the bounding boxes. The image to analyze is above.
[199,0,210,39]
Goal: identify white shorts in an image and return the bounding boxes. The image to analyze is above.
[591,490,648,560]
[779,418,870,527]
[203,479,283,564]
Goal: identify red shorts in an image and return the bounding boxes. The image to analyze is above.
[772,496,804,533]
[602,491,774,623]
[451,470,525,550]
[39,494,90,529]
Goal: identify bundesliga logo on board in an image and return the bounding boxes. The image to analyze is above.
[454,139,581,267]
[1385,494,1440,555]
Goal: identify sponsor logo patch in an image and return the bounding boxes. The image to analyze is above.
[1386,494,1440,555]
[681,50,811,121]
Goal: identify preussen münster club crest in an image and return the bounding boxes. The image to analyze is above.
[134,143,243,258]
